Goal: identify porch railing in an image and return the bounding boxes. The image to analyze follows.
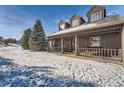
[48,47,122,62]
[77,48,122,61]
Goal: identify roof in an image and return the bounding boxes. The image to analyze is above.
[47,15,124,38]
[59,20,68,24]
[71,15,83,20]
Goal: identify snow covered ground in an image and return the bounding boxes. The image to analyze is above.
[0,45,124,87]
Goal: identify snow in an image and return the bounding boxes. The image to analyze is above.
[0,46,124,87]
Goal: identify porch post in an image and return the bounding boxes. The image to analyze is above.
[75,35,78,55]
[121,25,124,63]
[61,37,64,53]
[48,39,53,52]
[48,39,50,52]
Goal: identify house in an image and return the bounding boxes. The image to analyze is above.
[47,5,124,63]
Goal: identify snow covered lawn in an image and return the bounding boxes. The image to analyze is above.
[0,46,124,87]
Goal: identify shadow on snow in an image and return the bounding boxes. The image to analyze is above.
[0,57,97,87]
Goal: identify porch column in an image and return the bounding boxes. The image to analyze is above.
[75,35,78,55]
[61,37,64,53]
[121,25,124,63]
[48,39,50,52]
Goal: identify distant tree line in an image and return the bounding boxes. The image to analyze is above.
[4,38,17,45]
[0,36,17,46]
[21,19,46,51]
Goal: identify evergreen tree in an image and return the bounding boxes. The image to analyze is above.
[0,36,4,45]
[4,39,9,45]
[29,19,46,51]
[13,39,16,43]
[21,28,31,49]
[6,38,17,44]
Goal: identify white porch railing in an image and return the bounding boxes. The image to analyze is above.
[48,47,122,62]
[77,48,122,61]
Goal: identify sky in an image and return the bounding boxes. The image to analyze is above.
[0,5,124,40]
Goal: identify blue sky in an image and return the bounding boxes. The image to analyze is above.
[0,5,124,40]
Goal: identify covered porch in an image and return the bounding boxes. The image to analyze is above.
[48,36,76,53]
[48,25,124,62]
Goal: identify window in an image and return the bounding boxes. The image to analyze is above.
[91,12,101,22]
[72,19,80,27]
[60,24,65,30]
[89,36,100,47]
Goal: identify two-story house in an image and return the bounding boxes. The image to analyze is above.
[47,5,124,63]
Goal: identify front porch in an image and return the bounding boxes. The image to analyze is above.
[48,25,124,63]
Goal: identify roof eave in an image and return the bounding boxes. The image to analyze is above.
[47,21,124,38]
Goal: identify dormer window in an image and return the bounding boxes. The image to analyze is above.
[87,5,106,23]
[59,20,70,31]
[72,19,80,27]
[91,12,101,22]
[60,24,65,30]
[71,15,85,27]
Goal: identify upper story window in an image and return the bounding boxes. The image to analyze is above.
[60,24,65,30]
[72,19,80,27]
[91,12,101,22]
[87,5,106,23]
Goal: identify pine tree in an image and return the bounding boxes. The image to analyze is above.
[21,28,31,49]
[29,19,46,51]
[0,36,4,45]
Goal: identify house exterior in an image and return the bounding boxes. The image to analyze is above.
[47,5,124,63]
